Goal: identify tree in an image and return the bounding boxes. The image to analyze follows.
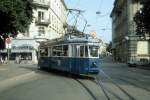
[134,1,150,64]
[134,1,150,36]
[0,0,33,49]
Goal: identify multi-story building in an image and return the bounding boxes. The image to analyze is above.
[99,41,107,58]
[26,0,67,41]
[110,0,150,63]
[3,0,67,63]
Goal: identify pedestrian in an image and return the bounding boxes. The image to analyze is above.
[4,56,8,64]
[25,56,28,64]
[19,55,22,64]
[15,56,17,64]
[0,56,3,64]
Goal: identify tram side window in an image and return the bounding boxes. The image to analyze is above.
[40,48,48,57]
[49,47,52,56]
[72,45,77,57]
[85,46,88,57]
[62,45,68,56]
[52,46,62,56]
[52,45,68,57]
[80,46,84,57]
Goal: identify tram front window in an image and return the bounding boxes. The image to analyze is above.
[89,46,99,57]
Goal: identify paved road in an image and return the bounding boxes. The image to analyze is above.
[99,61,150,100]
[0,64,34,81]
[0,57,150,100]
[0,64,106,100]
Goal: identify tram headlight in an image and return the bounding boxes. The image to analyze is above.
[91,62,97,68]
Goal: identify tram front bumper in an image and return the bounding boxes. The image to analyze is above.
[88,68,99,74]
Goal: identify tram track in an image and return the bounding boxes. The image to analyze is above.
[93,69,136,100]
[74,76,123,100]
[94,77,110,100]
[127,68,150,78]
[115,76,150,92]
[75,79,98,100]
[102,67,150,92]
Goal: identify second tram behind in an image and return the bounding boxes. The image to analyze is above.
[38,33,100,75]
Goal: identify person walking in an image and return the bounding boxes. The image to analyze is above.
[19,55,22,64]
[0,56,3,64]
[4,56,8,64]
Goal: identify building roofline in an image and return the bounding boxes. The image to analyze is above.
[114,0,118,6]
[110,8,114,17]
[61,0,68,10]
[110,0,117,17]
[110,0,121,17]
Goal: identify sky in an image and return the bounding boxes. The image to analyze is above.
[64,0,115,43]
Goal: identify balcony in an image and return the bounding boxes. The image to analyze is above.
[35,19,50,26]
[33,0,50,9]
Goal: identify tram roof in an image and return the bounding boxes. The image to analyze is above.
[40,33,100,46]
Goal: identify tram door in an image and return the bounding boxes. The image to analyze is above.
[71,45,83,74]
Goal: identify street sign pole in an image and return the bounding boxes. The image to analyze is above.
[5,37,12,64]
[7,49,9,64]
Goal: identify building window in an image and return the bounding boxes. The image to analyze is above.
[49,14,51,24]
[38,27,45,36]
[38,11,44,21]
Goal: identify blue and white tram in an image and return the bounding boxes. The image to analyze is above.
[38,33,100,75]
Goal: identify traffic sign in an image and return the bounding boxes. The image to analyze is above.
[6,38,11,44]
[5,37,12,49]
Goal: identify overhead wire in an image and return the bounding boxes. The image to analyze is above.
[94,0,103,28]
[94,0,112,39]
[66,0,83,29]
[67,11,77,24]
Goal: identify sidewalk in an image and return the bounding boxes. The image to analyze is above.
[0,63,36,82]
[0,64,37,93]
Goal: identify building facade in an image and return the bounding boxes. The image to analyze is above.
[99,40,107,58]
[111,0,150,63]
[2,0,68,63]
[1,37,39,64]
[25,0,67,41]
